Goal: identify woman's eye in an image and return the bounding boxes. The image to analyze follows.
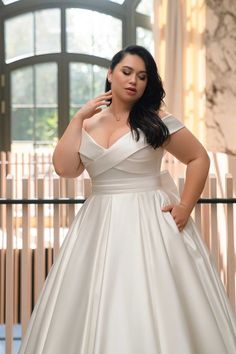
[139,76,147,81]
[122,70,131,75]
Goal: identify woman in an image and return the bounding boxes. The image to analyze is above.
[19,45,236,353]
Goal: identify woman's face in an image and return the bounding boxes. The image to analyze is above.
[107,54,148,104]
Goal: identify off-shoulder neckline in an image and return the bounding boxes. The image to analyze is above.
[82,114,174,150]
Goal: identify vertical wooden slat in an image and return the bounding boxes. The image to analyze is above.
[21,177,32,336]
[47,155,54,271]
[48,153,53,198]
[13,153,20,324]
[60,177,67,229]
[0,152,6,323]
[225,173,235,312]
[34,153,38,197]
[209,174,219,271]
[67,178,76,226]
[21,153,24,181]
[41,153,45,175]
[202,176,210,247]
[35,177,45,303]
[194,203,202,232]
[83,177,91,198]
[47,179,53,273]
[5,176,13,354]
[14,249,20,323]
[77,174,84,197]
[53,177,60,258]
[0,152,6,228]
[0,249,6,324]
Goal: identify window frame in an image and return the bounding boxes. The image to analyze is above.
[0,0,153,151]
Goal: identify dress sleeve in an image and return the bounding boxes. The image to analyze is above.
[162,114,185,135]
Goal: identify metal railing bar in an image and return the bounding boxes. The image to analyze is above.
[0,198,236,204]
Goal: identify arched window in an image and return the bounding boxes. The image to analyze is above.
[0,0,154,152]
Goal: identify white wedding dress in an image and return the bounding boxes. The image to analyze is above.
[19,115,236,354]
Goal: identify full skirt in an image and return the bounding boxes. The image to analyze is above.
[19,187,236,353]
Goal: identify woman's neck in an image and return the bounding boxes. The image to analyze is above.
[108,100,132,122]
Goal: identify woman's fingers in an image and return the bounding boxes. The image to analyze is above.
[162,203,189,232]
[94,90,112,101]
[77,91,112,119]
[161,204,173,212]
[94,100,111,107]
[92,91,112,108]
[93,108,103,115]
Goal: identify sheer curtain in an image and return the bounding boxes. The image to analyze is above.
[153,0,206,143]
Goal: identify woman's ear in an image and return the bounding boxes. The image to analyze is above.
[107,68,112,83]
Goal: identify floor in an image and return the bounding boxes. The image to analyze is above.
[0,325,21,354]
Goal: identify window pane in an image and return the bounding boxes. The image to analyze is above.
[36,63,58,106]
[66,9,122,59]
[11,68,33,142]
[36,9,61,55]
[11,108,34,141]
[136,0,153,16]
[136,27,154,56]
[12,108,57,145]
[70,63,107,118]
[35,108,57,142]
[11,64,58,149]
[5,13,34,63]
[11,67,33,105]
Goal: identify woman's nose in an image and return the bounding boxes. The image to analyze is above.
[129,74,137,84]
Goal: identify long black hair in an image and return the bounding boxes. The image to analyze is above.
[105,45,169,149]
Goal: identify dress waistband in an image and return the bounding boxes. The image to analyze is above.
[91,170,179,195]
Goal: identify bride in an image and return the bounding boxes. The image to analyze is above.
[19,44,236,354]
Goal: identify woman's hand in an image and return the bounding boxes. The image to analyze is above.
[75,90,112,121]
[162,203,191,232]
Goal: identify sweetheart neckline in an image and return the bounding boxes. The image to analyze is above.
[82,114,173,151]
[82,128,133,150]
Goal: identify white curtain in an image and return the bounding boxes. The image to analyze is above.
[153,0,206,143]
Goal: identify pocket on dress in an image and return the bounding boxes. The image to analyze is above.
[165,211,180,234]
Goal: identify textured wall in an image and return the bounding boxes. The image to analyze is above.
[206,0,236,154]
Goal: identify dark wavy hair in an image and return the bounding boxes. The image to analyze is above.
[105,45,169,149]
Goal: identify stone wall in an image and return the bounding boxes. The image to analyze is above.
[206,0,236,155]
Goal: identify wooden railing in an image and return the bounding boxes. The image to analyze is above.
[0,152,236,354]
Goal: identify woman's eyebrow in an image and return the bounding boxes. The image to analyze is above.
[122,65,147,73]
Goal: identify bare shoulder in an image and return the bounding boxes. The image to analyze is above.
[82,110,105,131]
[157,109,172,120]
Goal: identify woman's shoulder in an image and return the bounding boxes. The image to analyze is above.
[82,110,105,131]
[157,110,185,135]
[157,110,172,120]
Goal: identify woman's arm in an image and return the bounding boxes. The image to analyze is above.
[162,127,210,231]
[52,91,112,178]
[52,114,85,178]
